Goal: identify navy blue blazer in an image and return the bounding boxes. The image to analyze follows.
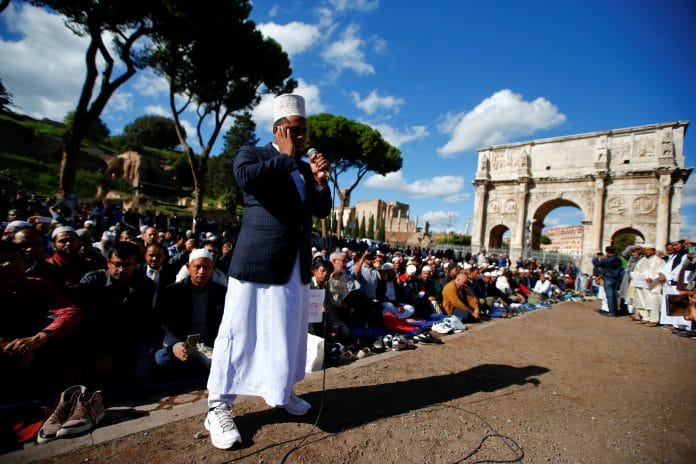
[228,143,332,285]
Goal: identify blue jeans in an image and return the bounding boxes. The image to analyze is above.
[603,278,621,314]
[155,348,211,376]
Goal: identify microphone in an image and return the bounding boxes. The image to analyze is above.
[307,148,331,184]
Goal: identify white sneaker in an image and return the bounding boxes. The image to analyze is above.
[204,405,241,449]
[283,392,311,416]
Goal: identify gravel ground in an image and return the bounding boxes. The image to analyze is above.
[43,299,696,463]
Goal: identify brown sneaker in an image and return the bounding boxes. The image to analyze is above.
[37,385,86,444]
[56,390,105,437]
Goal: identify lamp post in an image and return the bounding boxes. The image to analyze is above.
[446,211,455,248]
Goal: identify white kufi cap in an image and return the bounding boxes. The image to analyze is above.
[189,248,214,263]
[273,94,306,123]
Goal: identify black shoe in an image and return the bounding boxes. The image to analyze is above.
[598,311,617,317]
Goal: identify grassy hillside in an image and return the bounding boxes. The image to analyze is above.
[0,112,189,202]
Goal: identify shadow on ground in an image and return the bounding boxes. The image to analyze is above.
[234,363,549,448]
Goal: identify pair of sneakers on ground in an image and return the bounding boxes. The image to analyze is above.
[37,384,106,443]
[204,392,311,449]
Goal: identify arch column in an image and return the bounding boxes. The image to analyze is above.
[655,173,672,246]
[592,176,606,252]
[511,179,529,262]
[471,180,489,253]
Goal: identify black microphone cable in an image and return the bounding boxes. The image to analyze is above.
[276,159,338,463]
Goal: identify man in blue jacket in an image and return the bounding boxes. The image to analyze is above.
[593,246,624,317]
[205,94,332,449]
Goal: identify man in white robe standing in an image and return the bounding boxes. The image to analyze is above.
[659,240,691,329]
[205,94,332,449]
[631,244,663,326]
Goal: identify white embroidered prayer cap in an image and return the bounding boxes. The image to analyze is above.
[273,94,306,123]
[189,248,214,263]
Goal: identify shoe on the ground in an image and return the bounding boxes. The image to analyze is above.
[56,389,105,438]
[644,322,659,327]
[37,385,86,444]
[204,404,242,449]
[282,392,311,416]
[372,337,385,352]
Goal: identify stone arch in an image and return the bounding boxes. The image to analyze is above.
[488,223,511,249]
[610,227,646,246]
[529,199,585,250]
[470,121,691,273]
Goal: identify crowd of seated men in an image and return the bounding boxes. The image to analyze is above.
[305,244,588,362]
[1,201,237,408]
[1,196,591,417]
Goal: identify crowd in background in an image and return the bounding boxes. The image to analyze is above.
[2,188,694,449]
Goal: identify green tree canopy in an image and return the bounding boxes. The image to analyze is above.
[207,112,259,211]
[32,0,162,196]
[306,113,402,237]
[0,79,14,113]
[367,214,375,240]
[121,115,183,150]
[148,0,295,224]
[64,111,109,142]
[221,111,259,156]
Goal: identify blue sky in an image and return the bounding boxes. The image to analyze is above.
[1,0,695,235]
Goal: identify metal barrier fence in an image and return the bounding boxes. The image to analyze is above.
[429,244,585,269]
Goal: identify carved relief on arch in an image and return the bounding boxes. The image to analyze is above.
[632,195,656,214]
[503,199,518,213]
[634,136,656,158]
[489,199,501,213]
[606,196,627,214]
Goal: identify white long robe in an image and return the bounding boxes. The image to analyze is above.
[660,253,692,328]
[207,253,309,406]
[632,254,663,321]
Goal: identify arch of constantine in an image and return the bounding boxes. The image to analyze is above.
[470,121,691,272]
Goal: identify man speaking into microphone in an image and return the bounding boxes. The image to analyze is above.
[205,94,332,449]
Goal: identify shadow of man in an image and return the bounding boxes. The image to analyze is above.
[236,363,549,441]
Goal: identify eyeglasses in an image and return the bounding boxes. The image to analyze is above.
[285,125,307,135]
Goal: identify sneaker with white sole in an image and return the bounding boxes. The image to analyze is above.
[283,392,311,416]
[37,385,86,444]
[56,389,105,438]
[204,405,241,449]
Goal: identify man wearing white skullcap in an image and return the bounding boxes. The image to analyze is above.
[155,248,225,376]
[206,94,332,450]
[631,243,663,326]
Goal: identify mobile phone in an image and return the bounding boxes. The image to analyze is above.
[184,334,200,353]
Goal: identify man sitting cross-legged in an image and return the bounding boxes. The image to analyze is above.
[154,249,225,377]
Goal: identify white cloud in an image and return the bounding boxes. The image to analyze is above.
[252,79,326,133]
[144,105,170,117]
[352,90,403,115]
[364,171,467,200]
[443,192,471,203]
[437,89,566,157]
[370,123,428,148]
[329,0,380,12]
[321,23,374,75]
[681,179,696,207]
[0,4,88,119]
[105,92,133,113]
[420,210,460,230]
[133,70,170,97]
[258,21,321,57]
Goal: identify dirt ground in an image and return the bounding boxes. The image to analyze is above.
[43,300,696,464]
